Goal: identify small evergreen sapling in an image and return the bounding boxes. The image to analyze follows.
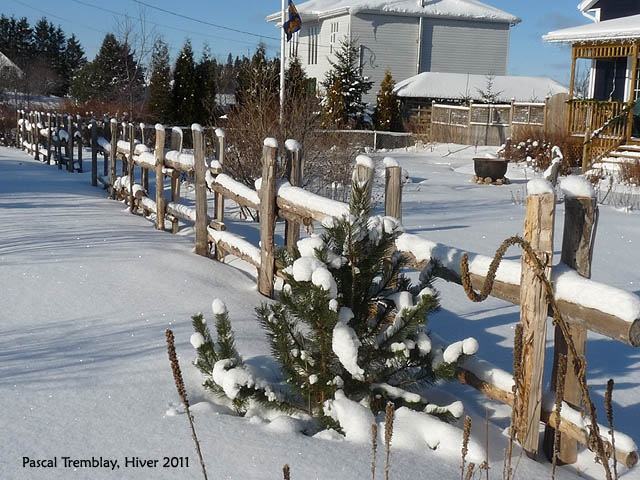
[191,181,478,431]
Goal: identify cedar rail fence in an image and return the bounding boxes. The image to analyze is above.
[14,109,640,471]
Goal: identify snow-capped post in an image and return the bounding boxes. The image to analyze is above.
[543,177,598,465]
[171,126,183,153]
[258,138,278,297]
[509,98,515,139]
[214,128,225,224]
[34,113,41,162]
[56,113,62,169]
[76,115,83,173]
[102,116,109,176]
[467,100,473,145]
[543,96,549,142]
[284,139,303,253]
[109,118,117,199]
[91,119,98,187]
[169,127,182,234]
[128,123,135,212]
[384,157,402,220]
[140,124,149,192]
[517,180,556,457]
[46,113,52,164]
[67,115,74,172]
[192,123,208,257]
[353,155,374,206]
[154,124,166,231]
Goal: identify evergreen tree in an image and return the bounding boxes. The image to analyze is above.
[321,37,373,128]
[62,34,86,95]
[195,43,217,123]
[323,78,347,128]
[191,182,476,427]
[373,70,401,132]
[236,43,279,106]
[148,38,172,123]
[171,39,197,125]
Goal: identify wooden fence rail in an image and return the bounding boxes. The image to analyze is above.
[15,110,640,471]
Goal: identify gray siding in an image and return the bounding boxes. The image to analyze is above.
[421,19,509,76]
[350,13,420,104]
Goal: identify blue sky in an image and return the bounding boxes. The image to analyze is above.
[3,0,588,85]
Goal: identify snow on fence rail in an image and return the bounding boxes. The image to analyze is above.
[16,109,640,471]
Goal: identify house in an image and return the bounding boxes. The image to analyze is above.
[0,50,22,79]
[266,0,520,103]
[543,1,640,170]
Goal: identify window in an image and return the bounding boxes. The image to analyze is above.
[330,22,339,53]
[308,27,319,65]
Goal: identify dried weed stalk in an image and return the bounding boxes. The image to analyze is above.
[166,329,208,480]
[461,416,472,480]
[283,464,291,480]
[552,354,568,480]
[385,403,395,480]
[372,423,378,480]
[606,379,618,480]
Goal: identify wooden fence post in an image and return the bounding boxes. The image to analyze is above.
[140,123,149,192]
[128,123,135,212]
[169,127,181,234]
[285,139,303,253]
[517,184,556,457]
[258,139,278,298]
[76,115,83,173]
[67,115,75,172]
[543,187,598,464]
[56,114,62,169]
[384,159,402,220]
[46,113,52,164]
[171,126,183,152]
[155,124,166,231]
[16,110,20,148]
[192,124,208,257]
[353,155,374,207]
[91,120,98,187]
[34,112,41,161]
[109,118,117,199]
[103,116,109,176]
[215,128,225,223]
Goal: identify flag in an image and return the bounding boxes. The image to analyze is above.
[283,0,302,42]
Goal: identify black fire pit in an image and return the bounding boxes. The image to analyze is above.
[473,157,509,184]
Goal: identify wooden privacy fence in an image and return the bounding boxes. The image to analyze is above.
[15,110,640,471]
[431,99,549,146]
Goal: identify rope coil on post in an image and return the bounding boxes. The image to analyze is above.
[459,236,613,479]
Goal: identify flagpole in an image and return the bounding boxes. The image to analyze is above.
[279,0,286,125]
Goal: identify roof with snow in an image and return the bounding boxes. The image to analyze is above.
[0,50,22,74]
[578,0,598,13]
[394,72,568,103]
[266,0,520,25]
[543,13,640,43]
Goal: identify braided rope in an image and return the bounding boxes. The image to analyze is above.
[459,236,613,479]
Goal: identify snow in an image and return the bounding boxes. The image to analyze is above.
[323,390,374,444]
[191,123,203,133]
[117,140,149,156]
[284,139,301,151]
[395,72,568,103]
[527,178,555,196]
[355,154,374,169]
[1,143,639,480]
[267,0,520,24]
[442,337,478,363]
[291,256,325,282]
[209,173,260,206]
[97,137,110,153]
[544,14,640,43]
[154,123,164,132]
[207,227,262,266]
[165,150,195,170]
[311,267,338,298]
[212,298,227,316]
[383,156,399,168]
[561,176,596,199]
[277,182,350,219]
[190,332,205,349]
[332,308,365,380]
[263,137,278,148]
[135,151,157,168]
[214,128,225,138]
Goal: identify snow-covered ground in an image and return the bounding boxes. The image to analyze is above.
[1,143,639,479]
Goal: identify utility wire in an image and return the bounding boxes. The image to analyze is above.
[70,0,279,51]
[11,0,110,36]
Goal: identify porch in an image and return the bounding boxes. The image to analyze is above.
[543,14,640,170]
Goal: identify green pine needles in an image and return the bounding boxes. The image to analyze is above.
[191,181,475,429]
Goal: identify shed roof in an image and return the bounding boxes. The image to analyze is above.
[543,13,640,43]
[266,0,520,25]
[394,72,567,103]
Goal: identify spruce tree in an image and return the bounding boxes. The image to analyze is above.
[323,78,347,128]
[148,38,172,122]
[195,44,217,124]
[321,37,373,128]
[374,70,401,132]
[62,34,86,95]
[191,181,476,427]
[171,39,197,125]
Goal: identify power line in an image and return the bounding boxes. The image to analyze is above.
[11,0,110,36]
[70,0,279,52]
[130,0,280,42]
